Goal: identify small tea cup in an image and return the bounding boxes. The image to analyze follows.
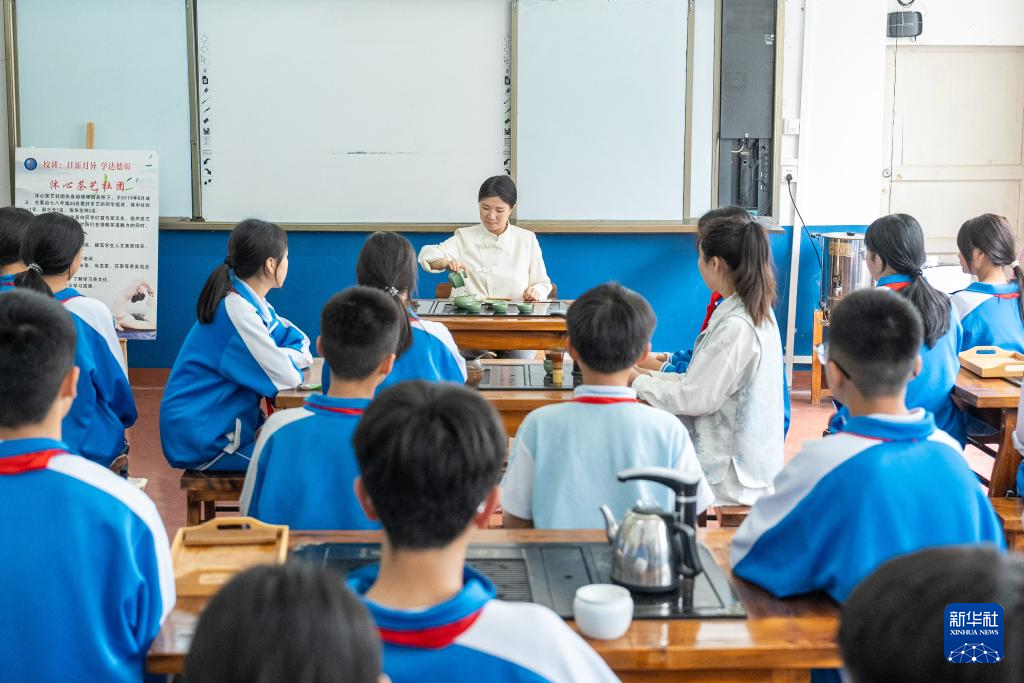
[573,584,633,640]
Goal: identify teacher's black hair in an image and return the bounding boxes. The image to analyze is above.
[196,218,287,324]
[0,206,34,267]
[184,563,382,683]
[865,213,950,347]
[841,546,1024,682]
[13,212,85,296]
[478,175,517,207]
[355,231,415,359]
[957,213,1024,322]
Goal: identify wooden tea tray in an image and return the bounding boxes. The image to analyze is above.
[170,517,288,596]
[959,346,1024,378]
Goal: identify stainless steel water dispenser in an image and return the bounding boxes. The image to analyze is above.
[816,231,871,316]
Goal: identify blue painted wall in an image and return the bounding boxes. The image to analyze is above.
[127,227,858,368]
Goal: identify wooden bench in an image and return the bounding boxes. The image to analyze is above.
[179,470,246,526]
[993,497,1024,551]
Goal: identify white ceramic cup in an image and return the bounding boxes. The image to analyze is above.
[573,583,634,640]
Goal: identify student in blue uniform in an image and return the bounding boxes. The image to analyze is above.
[240,287,401,529]
[0,206,32,290]
[952,213,1024,352]
[733,289,1003,605]
[161,219,312,471]
[0,290,174,683]
[841,547,1024,683]
[348,382,618,683]
[502,282,712,529]
[630,218,785,506]
[185,564,383,683]
[322,231,466,393]
[14,212,137,466]
[829,213,966,445]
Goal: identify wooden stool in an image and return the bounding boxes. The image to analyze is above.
[810,309,832,404]
[180,470,246,526]
[714,505,751,528]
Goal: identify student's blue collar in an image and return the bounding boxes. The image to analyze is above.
[52,287,83,303]
[229,272,274,323]
[348,563,496,632]
[303,393,371,415]
[963,281,1020,296]
[835,410,936,442]
[0,438,70,458]
[876,274,912,288]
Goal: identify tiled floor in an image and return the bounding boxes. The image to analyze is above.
[127,370,993,539]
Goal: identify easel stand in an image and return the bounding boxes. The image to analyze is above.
[810,309,832,404]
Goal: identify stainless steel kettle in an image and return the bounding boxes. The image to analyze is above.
[599,466,704,593]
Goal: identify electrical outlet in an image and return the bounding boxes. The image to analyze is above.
[782,164,798,183]
[783,118,801,135]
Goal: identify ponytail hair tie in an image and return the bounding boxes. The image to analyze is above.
[27,263,43,276]
[385,286,399,297]
[223,256,233,267]
[913,270,924,278]
[1011,260,1020,269]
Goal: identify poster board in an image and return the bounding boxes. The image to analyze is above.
[14,148,160,339]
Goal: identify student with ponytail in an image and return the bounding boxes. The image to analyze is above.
[12,212,137,467]
[321,232,466,394]
[630,218,784,505]
[160,219,312,471]
[952,213,1024,353]
[0,206,33,290]
[830,213,966,445]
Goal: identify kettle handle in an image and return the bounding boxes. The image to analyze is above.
[672,522,704,579]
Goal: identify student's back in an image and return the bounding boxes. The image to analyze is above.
[14,212,136,466]
[322,231,467,393]
[952,213,1024,353]
[733,289,1003,605]
[0,290,174,683]
[502,283,711,529]
[241,287,402,529]
[161,219,311,471]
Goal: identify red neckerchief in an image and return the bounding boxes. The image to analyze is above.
[572,396,638,405]
[700,291,724,332]
[377,609,483,649]
[0,449,64,474]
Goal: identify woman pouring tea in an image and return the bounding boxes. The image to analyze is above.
[418,175,552,301]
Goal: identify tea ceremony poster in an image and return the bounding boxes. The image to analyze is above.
[15,148,159,340]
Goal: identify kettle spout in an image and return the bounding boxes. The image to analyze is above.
[599,505,618,543]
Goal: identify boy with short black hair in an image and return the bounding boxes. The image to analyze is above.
[502,282,712,529]
[349,381,618,682]
[732,288,1003,603]
[240,286,400,529]
[0,206,33,290]
[0,289,174,682]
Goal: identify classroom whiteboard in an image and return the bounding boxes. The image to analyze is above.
[515,0,688,221]
[16,0,192,217]
[196,0,511,223]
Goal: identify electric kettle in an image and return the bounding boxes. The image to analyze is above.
[599,466,704,593]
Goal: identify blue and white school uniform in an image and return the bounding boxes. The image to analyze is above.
[830,274,965,444]
[632,294,785,506]
[501,385,713,529]
[951,281,1024,353]
[0,438,175,683]
[732,411,1004,603]
[0,272,14,291]
[239,394,378,530]
[322,314,467,393]
[160,274,312,471]
[54,287,137,466]
[348,564,618,683]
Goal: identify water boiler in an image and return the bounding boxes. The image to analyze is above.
[816,231,871,315]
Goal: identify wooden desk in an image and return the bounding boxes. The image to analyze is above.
[276,359,572,436]
[993,497,1024,551]
[148,528,840,682]
[416,299,568,352]
[953,368,1021,497]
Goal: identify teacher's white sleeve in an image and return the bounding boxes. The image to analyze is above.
[526,232,553,299]
[633,318,759,416]
[418,234,462,274]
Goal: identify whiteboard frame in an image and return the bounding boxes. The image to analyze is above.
[5,0,786,233]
